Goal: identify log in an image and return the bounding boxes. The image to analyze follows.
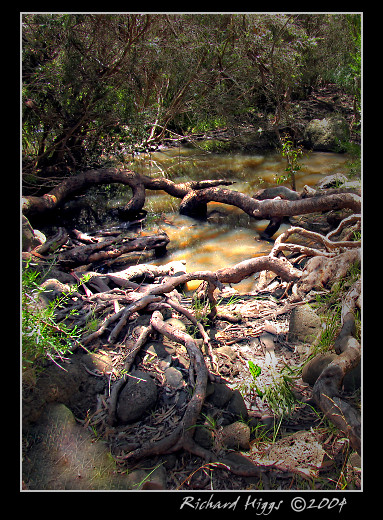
[179,185,361,220]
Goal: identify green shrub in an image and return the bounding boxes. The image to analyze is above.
[22,260,84,384]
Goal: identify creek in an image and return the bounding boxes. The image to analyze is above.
[42,145,351,293]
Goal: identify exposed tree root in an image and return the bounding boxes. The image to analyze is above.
[22,167,235,218]
[22,176,362,480]
[312,280,361,454]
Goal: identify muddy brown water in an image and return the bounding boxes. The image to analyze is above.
[52,146,351,292]
[113,146,350,291]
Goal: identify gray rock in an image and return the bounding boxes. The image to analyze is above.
[303,115,350,152]
[315,174,348,189]
[22,403,133,490]
[22,215,46,252]
[226,389,248,420]
[165,317,187,332]
[221,421,251,451]
[194,424,215,449]
[206,383,234,408]
[117,370,158,424]
[288,304,322,344]
[164,367,184,388]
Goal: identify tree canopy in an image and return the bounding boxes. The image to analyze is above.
[22,13,361,177]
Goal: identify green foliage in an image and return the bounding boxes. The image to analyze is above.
[22,260,85,383]
[312,260,361,355]
[246,360,297,417]
[277,135,304,190]
[22,13,358,177]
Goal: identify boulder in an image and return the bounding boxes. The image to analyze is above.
[288,304,322,344]
[116,370,158,424]
[164,366,184,389]
[206,382,234,408]
[22,403,133,490]
[303,115,349,152]
[221,421,251,451]
[22,215,46,252]
[226,389,248,420]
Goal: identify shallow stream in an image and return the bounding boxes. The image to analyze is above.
[54,145,351,292]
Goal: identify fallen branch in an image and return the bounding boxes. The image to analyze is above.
[57,232,170,268]
[179,186,361,220]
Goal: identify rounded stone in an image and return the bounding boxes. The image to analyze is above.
[221,421,251,451]
[116,370,158,424]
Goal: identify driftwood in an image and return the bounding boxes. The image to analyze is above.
[179,185,361,220]
[312,280,361,454]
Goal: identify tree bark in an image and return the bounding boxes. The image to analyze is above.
[312,280,361,454]
[22,167,235,219]
[179,186,361,219]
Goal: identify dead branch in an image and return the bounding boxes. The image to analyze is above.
[252,193,361,218]
[56,232,170,268]
[270,225,360,259]
[179,186,361,220]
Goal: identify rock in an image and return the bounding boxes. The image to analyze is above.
[125,464,167,490]
[303,115,350,152]
[221,421,251,451]
[216,345,237,361]
[288,304,322,344]
[22,354,94,427]
[22,403,134,490]
[206,383,234,408]
[226,389,248,420]
[116,370,158,424]
[22,215,46,252]
[146,340,176,358]
[164,367,184,388]
[315,173,348,189]
[165,317,187,332]
[194,424,215,449]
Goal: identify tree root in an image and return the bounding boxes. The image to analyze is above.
[116,310,210,460]
[22,167,235,218]
[312,280,361,454]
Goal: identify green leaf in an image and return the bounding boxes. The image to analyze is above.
[248,360,261,379]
